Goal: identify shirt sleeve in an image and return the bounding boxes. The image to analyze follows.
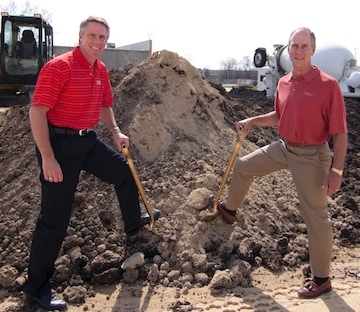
[32,60,70,108]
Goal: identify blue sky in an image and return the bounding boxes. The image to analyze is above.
[3,0,360,69]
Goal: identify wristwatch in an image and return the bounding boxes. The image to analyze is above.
[331,167,343,176]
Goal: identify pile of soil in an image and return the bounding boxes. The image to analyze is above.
[0,50,359,310]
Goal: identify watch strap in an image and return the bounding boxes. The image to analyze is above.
[331,167,343,176]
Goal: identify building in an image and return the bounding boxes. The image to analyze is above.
[53,39,152,70]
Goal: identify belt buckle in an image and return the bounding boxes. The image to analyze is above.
[78,129,87,136]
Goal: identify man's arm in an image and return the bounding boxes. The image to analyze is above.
[236,110,279,132]
[29,105,63,182]
[331,133,348,171]
[100,106,129,148]
[324,132,348,196]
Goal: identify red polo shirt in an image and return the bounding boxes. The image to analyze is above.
[32,47,113,130]
[275,66,348,145]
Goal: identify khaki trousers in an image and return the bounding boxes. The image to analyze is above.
[227,139,333,277]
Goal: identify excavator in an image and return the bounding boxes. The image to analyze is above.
[0,12,53,106]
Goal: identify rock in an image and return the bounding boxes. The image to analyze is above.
[63,285,87,304]
[121,252,146,270]
[0,265,18,288]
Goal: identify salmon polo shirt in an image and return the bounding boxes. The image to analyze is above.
[275,66,348,145]
[32,47,113,130]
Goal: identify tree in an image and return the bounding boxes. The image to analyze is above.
[0,0,53,23]
[219,57,238,82]
[239,56,255,71]
[220,57,238,71]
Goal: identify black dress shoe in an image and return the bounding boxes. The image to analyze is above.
[140,209,161,225]
[26,292,68,311]
[126,209,161,238]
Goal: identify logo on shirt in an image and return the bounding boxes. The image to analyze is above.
[96,80,101,86]
[304,92,313,97]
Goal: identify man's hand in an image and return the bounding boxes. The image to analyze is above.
[42,157,63,183]
[112,129,129,150]
[323,170,342,196]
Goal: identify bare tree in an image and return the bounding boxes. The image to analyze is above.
[1,0,53,23]
[219,57,238,82]
[220,57,238,71]
[239,56,255,71]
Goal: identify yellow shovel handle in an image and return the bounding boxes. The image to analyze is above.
[121,144,155,228]
[212,129,247,214]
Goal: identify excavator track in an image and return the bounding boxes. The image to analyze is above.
[0,91,30,107]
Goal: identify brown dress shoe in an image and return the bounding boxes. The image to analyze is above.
[298,278,332,298]
[209,195,236,224]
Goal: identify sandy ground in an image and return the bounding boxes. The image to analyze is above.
[2,246,360,311]
[72,248,360,312]
[54,246,360,312]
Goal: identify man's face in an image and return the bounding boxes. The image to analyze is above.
[79,21,108,63]
[288,30,315,67]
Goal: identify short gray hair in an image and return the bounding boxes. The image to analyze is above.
[79,16,110,39]
[288,27,316,48]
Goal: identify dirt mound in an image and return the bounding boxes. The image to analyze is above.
[0,50,359,308]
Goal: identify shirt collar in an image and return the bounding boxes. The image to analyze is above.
[286,65,320,82]
[73,46,100,71]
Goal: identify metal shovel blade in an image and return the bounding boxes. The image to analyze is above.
[199,129,247,221]
[121,144,155,229]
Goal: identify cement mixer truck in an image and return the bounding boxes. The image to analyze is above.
[254,43,360,98]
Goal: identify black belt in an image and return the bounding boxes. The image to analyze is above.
[52,126,90,136]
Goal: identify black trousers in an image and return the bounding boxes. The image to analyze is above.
[25,130,141,296]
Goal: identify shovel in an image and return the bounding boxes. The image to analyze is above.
[121,144,155,229]
[199,128,247,221]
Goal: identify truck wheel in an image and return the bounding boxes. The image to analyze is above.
[253,48,267,68]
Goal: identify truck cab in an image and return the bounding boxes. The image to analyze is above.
[0,12,53,106]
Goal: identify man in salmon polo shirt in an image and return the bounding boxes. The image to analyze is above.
[210,27,347,298]
[24,16,160,310]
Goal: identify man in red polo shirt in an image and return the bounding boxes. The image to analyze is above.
[210,27,347,298]
[24,16,160,311]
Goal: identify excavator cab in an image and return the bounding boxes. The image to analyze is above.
[0,12,53,106]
